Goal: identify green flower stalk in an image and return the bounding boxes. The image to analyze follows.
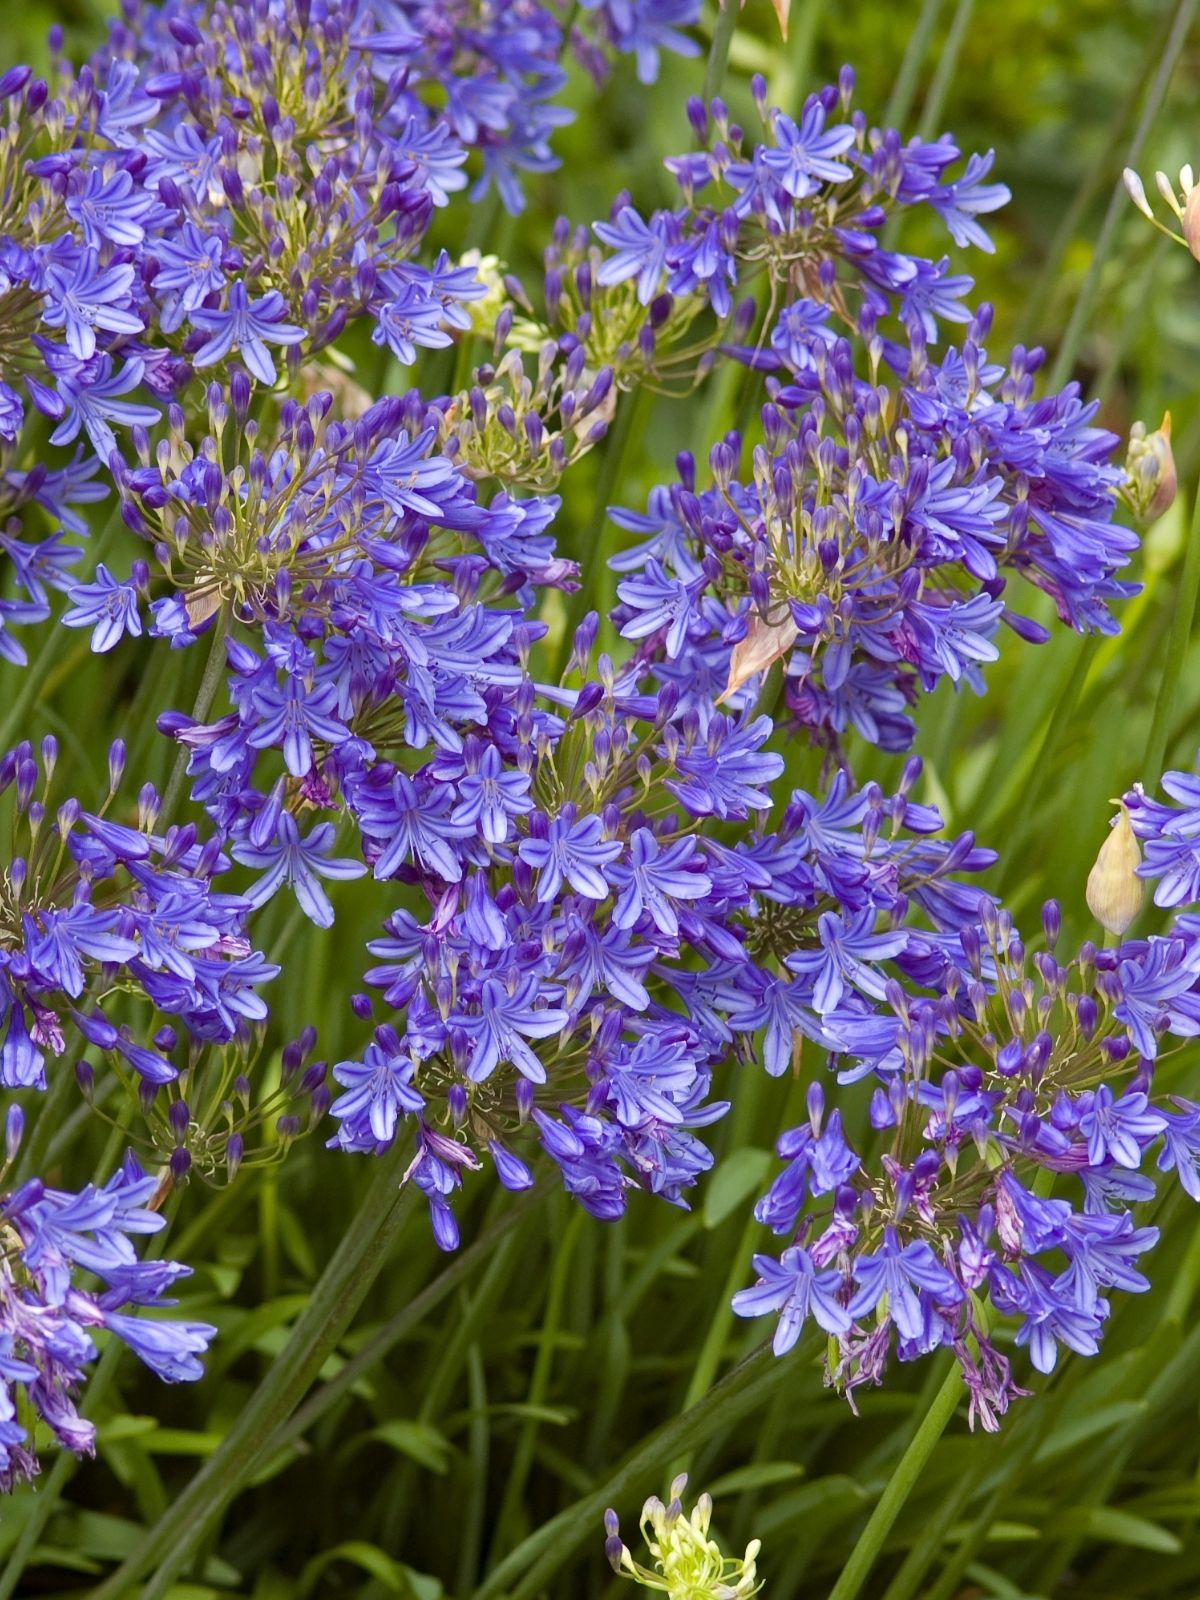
[605,1475,762,1600]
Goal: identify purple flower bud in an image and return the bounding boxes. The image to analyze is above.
[0,66,32,99]
[489,1141,533,1191]
[300,1061,327,1095]
[4,1104,23,1163]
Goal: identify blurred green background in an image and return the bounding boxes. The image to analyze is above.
[9,1,1200,1597]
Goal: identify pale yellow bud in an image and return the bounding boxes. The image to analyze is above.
[1086,803,1144,936]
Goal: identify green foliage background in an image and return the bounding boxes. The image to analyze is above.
[8,1,1200,1596]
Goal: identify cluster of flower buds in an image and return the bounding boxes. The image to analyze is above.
[1124,161,1200,261]
[605,1474,762,1600]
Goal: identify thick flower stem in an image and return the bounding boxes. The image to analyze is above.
[555,383,651,677]
[825,1362,963,1600]
[90,1146,416,1600]
[702,0,739,105]
[158,604,230,822]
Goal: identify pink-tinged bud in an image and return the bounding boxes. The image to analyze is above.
[1184,182,1200,261]
[1125,413,1177,523]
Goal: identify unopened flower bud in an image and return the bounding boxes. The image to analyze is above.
[1185,178,1200,262]
[5,1105,23,1164]
[1086,802,1144,936]
[1125,414,1176,523]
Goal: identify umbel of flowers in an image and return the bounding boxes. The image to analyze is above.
[0,0,1181,1488]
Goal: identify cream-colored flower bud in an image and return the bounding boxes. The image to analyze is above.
[1125,413,1177,523]
[1086,803,1144,936]
[1124,166,1154,220]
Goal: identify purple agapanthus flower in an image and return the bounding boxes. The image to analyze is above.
[61,564,143,652]
[848,1228,964,1343]
[190,282,305,384]
[732,1245,852,1355]
[517,808,622,901]
[231,814,366,927]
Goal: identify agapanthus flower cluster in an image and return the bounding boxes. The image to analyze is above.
[436,70,1026,495]
[319,675,997,1246]
[97,0,699,220]
[728,841,1200,1428]
[561,78,1131,754]
[610,325,1130,755]
[594,70,1010,332]
[0,734,277,1089]
[0,0,1162,1488]
[0,1128,215,1489]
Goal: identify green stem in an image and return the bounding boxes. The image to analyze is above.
[13,1056,77,1187]
[884,0,945,129]
[90,1146,416,1600]
[1014,4,1175,348]
[922,1391,1058,1600]
[825,1363,962,1600]
[702,0,739,104]
[1047,0,1196,390]
[555,384,651,676]
[474,1342,805,1600]
[379,1224,525,1549]
[915,0,974,140]
[1142,472,1200,788]
[489,1209,583,1559]
[158,606,230,821]
[456,1342,491,1596]
[270,1187,545,1460]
